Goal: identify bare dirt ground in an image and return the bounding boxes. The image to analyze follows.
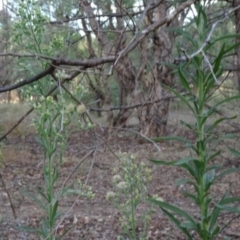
[0,110,240,239]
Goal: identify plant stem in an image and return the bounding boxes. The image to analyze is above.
[129,170,136,240]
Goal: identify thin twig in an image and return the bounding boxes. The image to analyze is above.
[175,5,240,62]
[0,68,84,142]
[0,174,17,219]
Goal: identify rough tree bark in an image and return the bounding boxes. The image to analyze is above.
[233,0,240,90]
[139,0,173,137]
[80,0,136,127]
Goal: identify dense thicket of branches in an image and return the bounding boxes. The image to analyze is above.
[0,0,239,138]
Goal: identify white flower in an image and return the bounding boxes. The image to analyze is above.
[153,195,164,202]
[77,104,86,114]
[112,174,122,183]
[116,181,128,190]
[66,103,75,113]
[106,191,116,200]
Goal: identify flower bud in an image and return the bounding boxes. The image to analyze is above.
[77,104,86,114]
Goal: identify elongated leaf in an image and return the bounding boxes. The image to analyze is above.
[206,116,237,134]
[211,226,220,239]
[37,189,48,201]
[220,196,240,205]
[229,148,240,158]
[214,204,240,213]
[175,30,198,47]
[149,198,196,224]
[179,67,191,92]
[223,41,240,55]
[204,170,215,191]
[180,163,199,181]
[180,221,197,230]
[206,151,221,163]
[149,159,176,166]
[182,191,199,204]
[212,95,240,110]
[176,178,195,186]
[213,43,225,73]
[175,156,197,166]
[21,189,46,210]
[206,164,222,172]
[210,33,240,44]
[222,134,238,139]
[161,208,193,239]
[58,226,74,240]
[179,120,195,131]
[50,200,59,225]
[209,200,221,232]
[215,167,240,181]
[204,77,215,99]
[163,85,196,114]
[15,226,41,234]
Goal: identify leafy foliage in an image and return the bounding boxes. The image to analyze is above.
[150,5,240,240]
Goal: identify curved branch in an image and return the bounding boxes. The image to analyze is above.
[0,63,55,93]
[114,0,198,65]
[0,67,84,141]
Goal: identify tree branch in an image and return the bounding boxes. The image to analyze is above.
[114,0,198,65]
[0,68,84,142]
[0,63,55,93]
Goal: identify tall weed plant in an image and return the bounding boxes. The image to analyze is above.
[106,153,153,240]
[150,5,240,240]
[22,96,71,240]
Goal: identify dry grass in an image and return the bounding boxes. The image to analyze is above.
[0,103,37,138]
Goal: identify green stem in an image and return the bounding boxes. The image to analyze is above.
[196,73,209,238]
[129,174,136,240]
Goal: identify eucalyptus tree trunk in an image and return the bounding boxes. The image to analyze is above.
[81,0,174,137]
[139,0,173,137]
[233,0,240,90]
[80,0,135,127]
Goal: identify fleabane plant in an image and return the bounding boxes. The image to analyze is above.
[106,153,153,240]
[23,95,72,240]
[150,5,240,240]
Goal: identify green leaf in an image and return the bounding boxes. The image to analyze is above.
[176,178,194,186]
[211,95,240,110]
[179,120,195,131]
[229,148,240,158]
[50,200,58,225]
[180,163,199,181]
[161,208,193,239]
[175,156,197,166]
[21,189,46,210]
[15,225,41,233]
[206,116,237,134]
[215,167,240,181]
[58,226,74,240]
[223,41,240,55]
[179,67,191,91]
[176,30,198,48]
[149,159,176,165]
[210,226,220,239]
[182,191,199,204]
[206,164,222,172]
[214,204,240,213]
[149,198,196,224]
[37,189,48,201]
[206,151,221,163]
[204,169,215,188]
[211,33,240,44]
[213,43,225,73]
[163,84,196,114]
[180,221,197,230]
